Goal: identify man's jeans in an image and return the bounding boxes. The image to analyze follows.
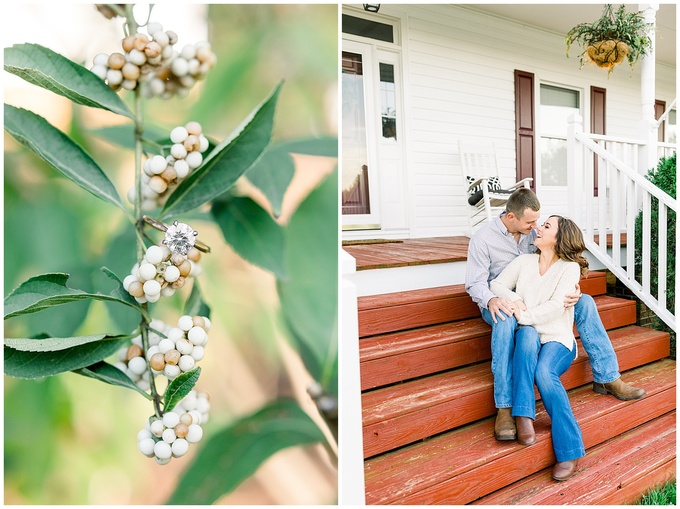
[511,327,585,462]
[481,293,620,408]
[481,308,516,409]
[573,294,620,384]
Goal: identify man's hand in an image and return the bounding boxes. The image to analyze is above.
[487,297,515,323]
[564,282,582,309]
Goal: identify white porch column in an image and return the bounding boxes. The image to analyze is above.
[339,249,366,504]
[638,3,659,174]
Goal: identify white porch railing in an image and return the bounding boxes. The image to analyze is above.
[567,113,677,333]
[340,249,366,504]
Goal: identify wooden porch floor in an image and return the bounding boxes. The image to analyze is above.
[342,237,470,271]
[342,233,626,271]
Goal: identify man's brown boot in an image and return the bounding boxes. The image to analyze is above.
[593,377,646,401]
[552,460,579,481]
[494,408,516,441]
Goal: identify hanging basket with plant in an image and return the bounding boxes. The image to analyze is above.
[565,4,653,74]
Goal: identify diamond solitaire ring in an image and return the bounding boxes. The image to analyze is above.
[142,216,211,254]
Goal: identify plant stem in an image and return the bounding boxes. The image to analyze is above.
[141,320,163,419]
[125,6,163,419]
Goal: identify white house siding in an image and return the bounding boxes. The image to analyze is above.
[343,4,676,239]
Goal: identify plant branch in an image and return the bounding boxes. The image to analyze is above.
[123,7,163,418]
[141,315,163,419]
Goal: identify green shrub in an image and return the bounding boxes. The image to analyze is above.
[634,152,676,358]
[636,480,676,505]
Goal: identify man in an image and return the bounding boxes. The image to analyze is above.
[465,188,645,441]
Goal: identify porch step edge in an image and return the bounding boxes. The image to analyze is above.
[364,359,676,505]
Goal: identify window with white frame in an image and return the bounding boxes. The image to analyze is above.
[539,84,580,186]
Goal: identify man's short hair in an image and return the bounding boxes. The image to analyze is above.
[506,188,540,219]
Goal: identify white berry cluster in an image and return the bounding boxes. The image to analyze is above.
[90,22,217,99]
[123,244,202,304]
[174,389,211,424]
[137,405,205,465]
[113,314,208,388]
[127,121,209,211]
[114,342,153,391]
[146,314,211,381]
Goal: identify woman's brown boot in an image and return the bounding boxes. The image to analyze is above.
[515,416,536,446]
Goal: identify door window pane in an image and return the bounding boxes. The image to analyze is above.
[379,63,396,140]
[342,51,371,215]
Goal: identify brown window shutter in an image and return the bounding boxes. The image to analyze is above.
[514,70,535,189]
[655,100,666,142]
[590,86,606,197]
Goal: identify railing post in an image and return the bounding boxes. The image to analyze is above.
[567,112,584,227]
[340,249,366,504]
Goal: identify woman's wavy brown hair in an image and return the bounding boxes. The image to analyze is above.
[550,215,589,276]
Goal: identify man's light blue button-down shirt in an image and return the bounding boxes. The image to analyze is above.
[465,212,537,310]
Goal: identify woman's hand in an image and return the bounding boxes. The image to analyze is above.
[508,300,526,320]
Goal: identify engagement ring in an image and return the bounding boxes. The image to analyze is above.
[142,215,211,255]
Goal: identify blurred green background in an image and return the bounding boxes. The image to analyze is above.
[4,4,338,504]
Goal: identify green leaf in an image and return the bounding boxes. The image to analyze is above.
[5,333,130,352]
[4,336,129,379]
[73,361,152,400]
[277,169,338,396]
[4,43,133,118]
[160,82,283,219]
[163,367,201,413]
[245,137,338,217]
[100,266,144,312]
[168,399,326,505]
[99,223,140,334]
[245,147,295,217]
[184,281,211,319]
[212,196,287,278]
[90,123,167,152]
[4,104,128,213]
[277,136,338,158]
[4,272,145,320]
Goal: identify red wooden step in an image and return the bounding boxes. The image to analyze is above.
[359,296,637,391]
[364,360,676,505]
[589,295,636,332]
[473,411,676,505]
[362,326,669,458]
[358,284,478,338]
[360,318,491,391]
[358,271,609,338]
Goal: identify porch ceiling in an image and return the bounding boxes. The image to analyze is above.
[465,3,676,67]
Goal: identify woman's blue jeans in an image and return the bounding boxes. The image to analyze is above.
[481,293,620,409]
[511,327,585,462]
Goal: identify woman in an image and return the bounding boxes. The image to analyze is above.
[490,215,589,482]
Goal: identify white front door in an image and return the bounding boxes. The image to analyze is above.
[342,40,382,230]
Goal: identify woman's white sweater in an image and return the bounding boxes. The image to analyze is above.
[490,253,581,356]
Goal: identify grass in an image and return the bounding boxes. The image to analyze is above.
[636,480,676,505]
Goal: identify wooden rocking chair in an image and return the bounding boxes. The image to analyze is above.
[459,141,533,236]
